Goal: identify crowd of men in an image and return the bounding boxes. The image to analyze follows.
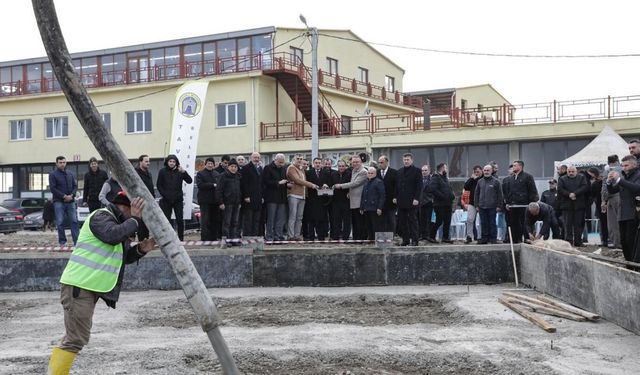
[47,139,640,261]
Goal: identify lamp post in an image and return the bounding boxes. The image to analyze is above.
[300,14,319,158]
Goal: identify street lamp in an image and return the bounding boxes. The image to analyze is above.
[300,14,319,158]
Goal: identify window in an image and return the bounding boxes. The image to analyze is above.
[291,47,303,65]
[126,110,152,133]
[340,115,352,135]
[45,117,68,138]
[385,76,395,92]
[184,43,203,76]
[10,119,32,140]
[461,99,467,110]
[216,102,246,127]
[358,67,368,83]
[100,113,111,132]
[327,58,338,75]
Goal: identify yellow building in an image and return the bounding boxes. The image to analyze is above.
[1,26,639,199]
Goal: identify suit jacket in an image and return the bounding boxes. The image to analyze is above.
[305,168,332,220]
[395,165,422,209]
[339,166,368,209]
[240,162,263,210]
[377,167,397,210]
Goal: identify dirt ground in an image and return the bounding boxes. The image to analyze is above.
[1,285,638,375]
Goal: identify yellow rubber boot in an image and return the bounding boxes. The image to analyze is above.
[47,347,76,375]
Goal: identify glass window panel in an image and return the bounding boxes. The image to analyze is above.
[81,57,97,86]
[237,38,250,70]
[218,39,236,72]
[26,64,41,93]
[145,110,152,131]
[567,139,589,158]
[127,112,135,133]
[10,121,17,140]
[520,142,543,177]
[252,34,272,68]
[149,48,164,80]
[238,102,246,124]
[467,145,487,172]
[228,104,236,125]
[113,54,126,84]
[217,104,226,126]
[203,42,216,74]
[0,67,9,84]
[136,112,144,131]
[185,44,202,76]
[164,47,180,78]
[433,147,449,169]
[542,141,565,177]
[448,145,466,178]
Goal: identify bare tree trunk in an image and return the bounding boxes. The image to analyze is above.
[31,1,239,373]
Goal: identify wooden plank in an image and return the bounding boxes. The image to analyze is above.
[503,292,563,311]
[505,297,587,321]
[536,295,600,321]
[498,297,556,333]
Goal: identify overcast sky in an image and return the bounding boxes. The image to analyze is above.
[4,0,640,104]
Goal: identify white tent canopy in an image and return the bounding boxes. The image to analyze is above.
[557,125,629,168]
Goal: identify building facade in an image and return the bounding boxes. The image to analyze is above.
[1,26,639,201]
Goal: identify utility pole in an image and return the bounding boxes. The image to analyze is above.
[32,1,239,373]
[300,14,319,158]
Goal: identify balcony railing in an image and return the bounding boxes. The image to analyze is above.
[260,94,640,140]
[0,52,423,109]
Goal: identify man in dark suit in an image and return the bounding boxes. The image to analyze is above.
[394,153,422,246]
[330,160,352,240]
[305,157,332,240]
[196,157,221,241]
[241,152,263,236]
[418,165,435,242]
[377,155,397,233]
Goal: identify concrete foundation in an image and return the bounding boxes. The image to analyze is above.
[0,245,516,292]
[519,244,640,335]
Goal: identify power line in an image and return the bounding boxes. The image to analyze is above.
[318,33,640,59]
[0,33,307,117]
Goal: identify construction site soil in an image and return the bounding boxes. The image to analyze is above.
[1,285,638,375]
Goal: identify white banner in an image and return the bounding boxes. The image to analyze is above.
[168,81,209,219]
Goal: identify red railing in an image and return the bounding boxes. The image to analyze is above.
[260,94,640,140]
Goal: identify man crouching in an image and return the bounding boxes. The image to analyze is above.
[47,191,155,374]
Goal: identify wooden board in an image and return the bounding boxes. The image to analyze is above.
[504,297,586,321]
[498,297,556,333]
[536,295,600,321]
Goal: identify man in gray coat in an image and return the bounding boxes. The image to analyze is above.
[334,155,368,240]
[474,165,503,244]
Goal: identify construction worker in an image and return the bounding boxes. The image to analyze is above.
[47,192,155,374]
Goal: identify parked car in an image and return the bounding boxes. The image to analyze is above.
[23,211,45,230]
[1,198,46,216]
[0,206,24,233]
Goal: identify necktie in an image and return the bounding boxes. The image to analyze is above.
[382,170,386,178]
[257,165,262,175]
[316,170,320,178]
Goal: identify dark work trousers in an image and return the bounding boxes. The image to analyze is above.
[619,219,639,262]
[555,209,564,240]
[241,206,262,236]
[222,203,241,239]
[380,206,397,233]
[563,209,585,246]
[160,199,185,241]
[351,209,366,240]
[200,203,221,241]
[432,206,452,241]
[479,207,497,242]
[331,202,351,240]
[87,201,101,213]
[306,214,329,240]
[419,203,433,240]
[507,207,526,244]
[398,206,419,244]
[364,211,383,240]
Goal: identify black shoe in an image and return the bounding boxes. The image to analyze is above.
[489,240,498,244]
[464,236,472,244]
[400,241,410,246]
[426,237,437,243]
[410,241,420,246]
[442,239,454,244]
[477,240,488,245]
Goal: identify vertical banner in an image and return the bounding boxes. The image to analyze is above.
[169,81,209,219]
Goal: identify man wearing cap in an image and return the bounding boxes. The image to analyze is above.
[157,154,193,241]
[47,192,155,374]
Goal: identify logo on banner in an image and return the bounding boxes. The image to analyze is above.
[178,92,202,118]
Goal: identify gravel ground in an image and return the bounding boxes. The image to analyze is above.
[1,285,638,374]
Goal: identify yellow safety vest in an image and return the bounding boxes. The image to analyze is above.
[60,208,124,293]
